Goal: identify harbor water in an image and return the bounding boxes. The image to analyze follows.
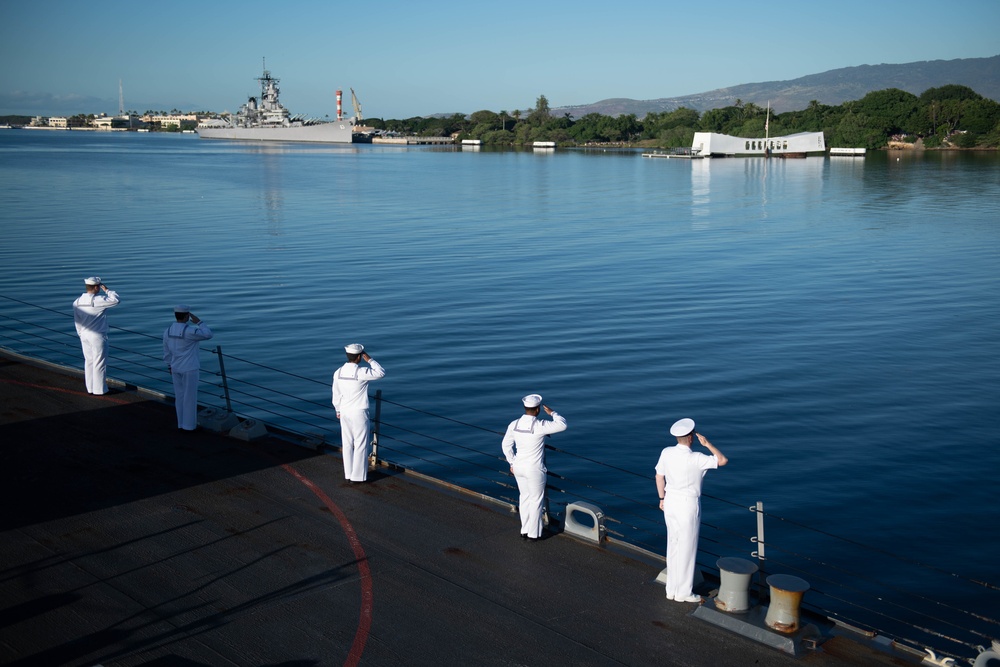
[1,130,998,648]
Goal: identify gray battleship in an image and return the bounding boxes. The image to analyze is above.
[197,66,357,143]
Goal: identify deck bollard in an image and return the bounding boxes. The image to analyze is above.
[764,574,810,633]
[229,418,268,441]
[973,640,1000,667]
[197,406,238,433]
[714,557,758,613]
[563,501,605,544]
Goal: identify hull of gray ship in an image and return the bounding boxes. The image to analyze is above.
[197,121,356,144]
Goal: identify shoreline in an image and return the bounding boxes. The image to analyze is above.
[4,126,995,150]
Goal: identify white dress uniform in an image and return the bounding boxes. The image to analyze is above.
[654,444,719,601]
[332,351,386,482]
[72,280,121,395]
[501,397,567,539]
[163,317,214,430]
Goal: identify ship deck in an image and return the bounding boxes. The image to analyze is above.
[0,352,917,666]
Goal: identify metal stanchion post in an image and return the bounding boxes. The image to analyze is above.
[214,346,232,413]
[370,389,382,469]
[753,500,767,604]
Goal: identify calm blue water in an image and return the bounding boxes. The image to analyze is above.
[2,130,998,646]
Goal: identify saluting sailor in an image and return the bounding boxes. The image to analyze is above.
[654,418,728,603]
[72,276,121,395]
[332,343,386,483]
[501,394,568,541]
[162,305,214,431]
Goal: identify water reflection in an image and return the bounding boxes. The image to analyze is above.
[689,157,829,225]
[690,158,711,227]
[256,151,284,237]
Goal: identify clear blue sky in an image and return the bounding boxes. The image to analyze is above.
[2,0,998,119]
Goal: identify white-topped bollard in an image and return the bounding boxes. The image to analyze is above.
[764,574,810,633]
[714,557,758,613]
[973,639,1000,667]
[563,501,605,544]
[198,407,239,433]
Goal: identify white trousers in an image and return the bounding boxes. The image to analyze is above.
[513,464,546,538]
[79,332,108,394]
[172,369,200,430]
[663,494,701,600]
[339,409,371,481]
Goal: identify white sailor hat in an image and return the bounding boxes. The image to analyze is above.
[84,277,101,285]
[522,394,543,408]
[174,305,191,313]
[670,418,696,437]
[345,343,365,354]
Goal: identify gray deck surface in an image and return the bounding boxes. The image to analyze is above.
[0,353,915,666]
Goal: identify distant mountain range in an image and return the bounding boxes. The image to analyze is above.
[553,55,1000,119]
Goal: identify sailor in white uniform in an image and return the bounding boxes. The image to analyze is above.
[162,305,214,430]
[501,394,568,540]
[654,418,728,603]
[332,343,386,482]
[73,277,121,395]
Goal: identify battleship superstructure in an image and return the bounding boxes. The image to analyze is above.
[197,66,356,144]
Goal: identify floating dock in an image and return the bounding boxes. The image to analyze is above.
[642,149,704,159]
[373,136,455,145]
[830,147,867,157]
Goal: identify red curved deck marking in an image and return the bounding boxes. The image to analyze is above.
[5,376,372,663]
[280,463,372,667]
[0,378,131,405]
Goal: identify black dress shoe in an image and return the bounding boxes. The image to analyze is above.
[520,533,528,541]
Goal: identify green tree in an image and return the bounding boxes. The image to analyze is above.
[613,114,640,142]
[962,98,1000,135]
[699,107,739,133]
[480,129,515,145]
[831,111,881,148]
[919,85,982,103]
[469,110,499,127]
[567,113,606,143]
[527,95,551,125]
[854,88,920,136]
[953,131,980,148]
[643,108,699,141]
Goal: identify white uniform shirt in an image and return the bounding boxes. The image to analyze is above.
[654,445,718,498]
[163,321,214,373]
[73,290,120,335]
[501,412,568,470]
[332,359,386,413]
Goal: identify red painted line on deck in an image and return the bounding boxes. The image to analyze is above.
[0,378,131,405]
[4,373,373,663]
[280,463,372,667]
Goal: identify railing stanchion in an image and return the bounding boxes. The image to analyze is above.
[754,500,767,604]
[215,346,233,413]
[370,389,382,468]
